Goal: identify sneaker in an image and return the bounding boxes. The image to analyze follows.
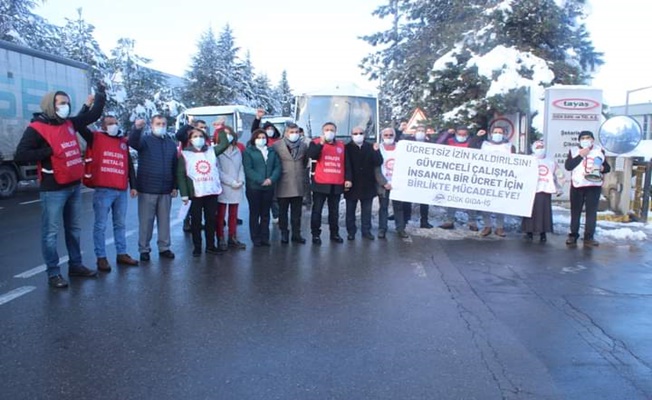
[48,274,69,289]
[566,235,578,246]
[140,252,150,262]
[228,237,246,250]
[159,250,175,259]
[439,222,455,230]
[480,227,491,237]
[97,257,111,272]
[68,266,98,278]
[116,254,139,266]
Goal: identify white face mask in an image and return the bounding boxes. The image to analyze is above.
[491,133,504,143]
[266,129,275,137]
[255,138,267,148]
[415,131,426,141]
[323,130,336,142]
[55,104,70,119]
[533,148,546,158]
[383,138,395,145]
[226,134,234,143]
[352,134,365,145]
[455,135,468,143]
[152,126,167,137]
[287,133,300,143]
[580,139,593,149]
[106,124,120,137]
[190,137,205,149]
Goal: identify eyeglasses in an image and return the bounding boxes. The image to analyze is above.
[352,132,364,135]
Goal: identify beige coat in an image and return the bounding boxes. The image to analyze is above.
[273,139,308,198]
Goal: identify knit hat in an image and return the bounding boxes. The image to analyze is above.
[578,131,594,140]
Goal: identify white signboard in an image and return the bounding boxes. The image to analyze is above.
[389,141,539,217]
[543,87,603,199]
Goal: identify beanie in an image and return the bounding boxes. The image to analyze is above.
[578,131,594,141]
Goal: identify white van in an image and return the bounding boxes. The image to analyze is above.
[175,105,257,143]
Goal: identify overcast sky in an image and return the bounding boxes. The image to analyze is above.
[36,0,652,107]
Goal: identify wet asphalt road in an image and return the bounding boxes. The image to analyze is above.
[0,185,651,399]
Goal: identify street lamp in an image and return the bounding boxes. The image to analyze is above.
[625,85,652,115]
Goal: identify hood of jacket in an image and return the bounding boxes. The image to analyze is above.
[32,91,70,124]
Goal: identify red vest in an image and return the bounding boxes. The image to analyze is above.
[83,132,129,190]
[446,137,470,148]
[30,120,84,185]
[313,138,345,185]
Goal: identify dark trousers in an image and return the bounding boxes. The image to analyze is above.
[346,197,373,236]
[403,202,429,222]
[379,194,406,232]
[246,189,273,244]
[569,185,601,239]
[278,196,303,237]
[311,191,340,237]
[190,195,218,250]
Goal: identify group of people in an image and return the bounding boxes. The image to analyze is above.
[14,83,609,289]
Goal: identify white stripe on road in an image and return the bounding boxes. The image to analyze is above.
[0,286,37,306]
[19,199,41,205]
[14,256,69,278]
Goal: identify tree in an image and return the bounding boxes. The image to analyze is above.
[235,51,256,106]
[60,8,108,83]
[0,0,63,53]
[184,27,224,107]
[252,74,279,115]
[214,24,241,104]
[276,70,293,117]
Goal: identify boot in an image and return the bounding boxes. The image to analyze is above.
[228,236,246,250]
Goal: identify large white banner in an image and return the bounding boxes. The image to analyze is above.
[389,141,539,217]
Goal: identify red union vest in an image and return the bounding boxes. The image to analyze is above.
[83,132,129,190]
[313,138,345,185]
[446,137,470,148]
[30,120,84,184]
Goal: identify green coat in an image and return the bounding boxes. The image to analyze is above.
[243,144,281,191]
[177,130,230,199]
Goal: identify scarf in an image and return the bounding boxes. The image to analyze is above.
[283,137,302,160]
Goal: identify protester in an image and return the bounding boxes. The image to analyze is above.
[243,129,281,247]
[564,130,611,247]
[344,127,383,240]
[216,125,246,251]
[273,123,308,244]
[307,122,346,245]
[82,115,139,272]
[522,140,561,242]
[14,82,106,288]
[403,125,433,228]
[439,126,482,231]
[251,108,281,222]
[175,118,209,232]
[128,115,178,261]
[479,126,515,237]
[375,128,408,239]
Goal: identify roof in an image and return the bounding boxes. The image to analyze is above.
[298,82,378,98]
[183,105,258,115]
[0,39,90,71]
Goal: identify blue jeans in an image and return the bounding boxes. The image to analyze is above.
[93,188,128,258]
[40,185,83,277]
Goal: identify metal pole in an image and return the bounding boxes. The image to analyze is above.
[642,160,652,223]
[625,91,630,116]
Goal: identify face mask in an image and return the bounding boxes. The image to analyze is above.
[226,134,234,143]
[323,130,335,142]
[255,138,267,148]
[455,135,468,143]
[352,134,365,145]
[106,124,120,137]
[415,131,426,141]
[266,129,275,137]
[190,137,205,149]
[533,148,546,158]
[151,126,167,136]
[580,139,592,148]
[287,133,300,143]
[491,133,504,143]
[383,138,395,145]
[55,104,70,119]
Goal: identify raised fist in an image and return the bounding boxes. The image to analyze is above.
[96,81,106,93]
[256,108,265,119]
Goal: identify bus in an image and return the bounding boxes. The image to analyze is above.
[175,105,257,143]
[294,83,379,141]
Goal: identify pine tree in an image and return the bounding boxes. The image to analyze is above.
[252,74,279,115]
[0,0,63,53]
[184,27,224,107]
[60,8,108,84]
[276,70,293,117]
[235,51,257,106]
[214,24,241,104]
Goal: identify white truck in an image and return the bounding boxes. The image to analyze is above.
[0,40,91,197]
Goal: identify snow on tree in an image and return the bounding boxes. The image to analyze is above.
[60,8,108,84]
[184,27,225,107]
[214,24,241,104]
[235,50,257,106]
[1,0,63,54]
[252,73,280,115]
[275,70,294,117]
[362,0,603,133]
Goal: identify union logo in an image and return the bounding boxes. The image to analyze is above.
[538,165,549,176]
[195,160,211,175]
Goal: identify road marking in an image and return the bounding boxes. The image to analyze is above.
[19,199,41,205]
[412,262,428,278]
[14,256,69,278]
[0,286,37,306]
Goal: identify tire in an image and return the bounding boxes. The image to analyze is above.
[0,165,18,198]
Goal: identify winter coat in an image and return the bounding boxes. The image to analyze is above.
[243,144,282,191]
[14,90,106,191]
[273,138,308,198]
[344,140,383,201]
[217,144,245,204]
[129,127,178,195]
